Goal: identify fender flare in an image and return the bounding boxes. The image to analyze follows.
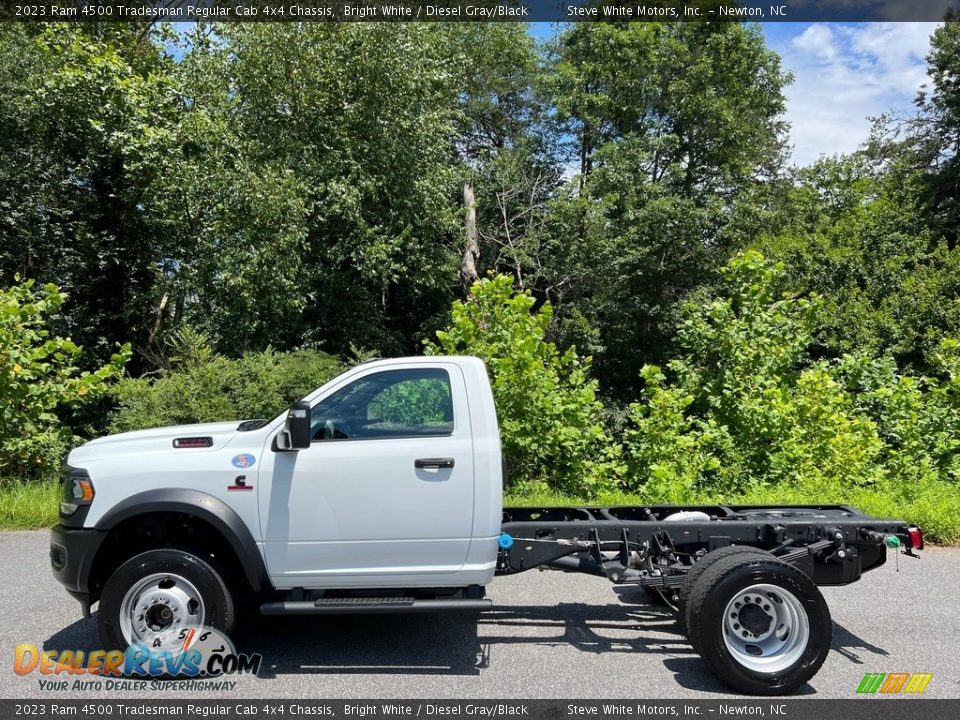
[95,488,269,592]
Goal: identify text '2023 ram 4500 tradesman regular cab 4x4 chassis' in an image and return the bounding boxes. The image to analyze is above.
[50,356,924,695]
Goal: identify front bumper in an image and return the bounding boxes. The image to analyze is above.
[50,524,108,615]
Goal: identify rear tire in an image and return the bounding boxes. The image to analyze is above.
[679,545,770,637]
[98,549,235,652]
[686,554,832,695]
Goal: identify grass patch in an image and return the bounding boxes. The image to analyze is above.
[504,491,648,507]
[0,478,58,529]
[846,486,960,546]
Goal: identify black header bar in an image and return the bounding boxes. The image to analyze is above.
[2,0,958,23]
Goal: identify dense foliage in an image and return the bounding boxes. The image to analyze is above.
[2,20,960,539]
[110,329,344,432]
[427,275,621,495]
[0,279,128,478]
[623,253,960,541]
[542,22,791,395]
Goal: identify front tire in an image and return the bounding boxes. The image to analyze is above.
[686,554,832,695]
[98,549,235,651]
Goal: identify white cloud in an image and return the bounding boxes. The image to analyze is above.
[791,24,839,60]
[769,22,940,167]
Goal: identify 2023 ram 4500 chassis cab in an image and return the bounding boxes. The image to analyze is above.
[50,356,924,695]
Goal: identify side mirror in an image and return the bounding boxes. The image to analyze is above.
[277,401,311,451]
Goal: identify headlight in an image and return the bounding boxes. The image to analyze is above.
[59,469,94,516]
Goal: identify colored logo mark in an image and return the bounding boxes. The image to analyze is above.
[231,454,256,469]
[14,626,262,678]
[857,672,933,694]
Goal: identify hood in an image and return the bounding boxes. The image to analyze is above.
[69,420,250,465]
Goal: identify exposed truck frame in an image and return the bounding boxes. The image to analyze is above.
[498,503,915,586]
[490,503,922,695]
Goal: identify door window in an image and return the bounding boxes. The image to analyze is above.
[310,368,454,441]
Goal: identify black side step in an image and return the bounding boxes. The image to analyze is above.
[260,598,493,615]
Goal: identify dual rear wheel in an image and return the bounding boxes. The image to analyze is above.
[678,547,832,695]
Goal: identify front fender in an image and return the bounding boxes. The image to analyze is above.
[95,488,269,592]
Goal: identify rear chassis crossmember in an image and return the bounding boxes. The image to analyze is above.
[498,504,921,588]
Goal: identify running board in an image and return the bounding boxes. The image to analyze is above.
[260,597,493,615]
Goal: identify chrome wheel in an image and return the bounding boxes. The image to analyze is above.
[118,572,205,650]
[722,583,810,674]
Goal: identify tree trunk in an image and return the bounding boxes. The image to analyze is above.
[579,121,593,190]
[460,180,480,291]
[147,292,169,346]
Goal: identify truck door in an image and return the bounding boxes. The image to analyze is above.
[258,362,475,586]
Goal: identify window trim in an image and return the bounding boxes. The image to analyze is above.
[308,367,455,444]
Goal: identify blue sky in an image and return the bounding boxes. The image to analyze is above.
[531,21,940,167]
[763,22,939,166]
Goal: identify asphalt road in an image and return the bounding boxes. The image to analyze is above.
[1,530,958,700]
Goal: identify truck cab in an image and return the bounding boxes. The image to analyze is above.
[257,356,502,588]
[51,357,502,649]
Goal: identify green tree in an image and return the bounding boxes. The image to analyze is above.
[161,23,465,358]
[442,24,564,293]
[0,24,180,370]
[110,327,343,432]
[0,279,129,478]
[768,19,960,373]
[755,154,960,369]
[623,251,960,540]
[541,21,792,397]
[427,275,621,496]
[906,13,960,250]
[625,252,884,497]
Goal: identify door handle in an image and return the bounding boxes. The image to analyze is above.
[415,458,455,469]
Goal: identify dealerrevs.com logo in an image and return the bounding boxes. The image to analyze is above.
[14,627,262,691]
[856,672,933,695]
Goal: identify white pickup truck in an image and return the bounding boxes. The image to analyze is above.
[51,356,923,695]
